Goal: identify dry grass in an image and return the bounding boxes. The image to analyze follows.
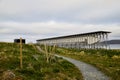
[0,42,83,80]
[56,48,120,80]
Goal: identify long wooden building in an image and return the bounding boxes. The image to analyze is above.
[36,31,111,49]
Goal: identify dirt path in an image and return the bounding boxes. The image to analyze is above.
[55,55,110,80]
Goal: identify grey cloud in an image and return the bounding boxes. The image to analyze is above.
[0,0,120,42]
[0,21,119,36]
[0,0,120,24]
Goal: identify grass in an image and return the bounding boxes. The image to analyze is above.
[56,48,120,80]
[0,42,83,80]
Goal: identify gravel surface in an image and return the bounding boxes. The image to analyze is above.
[55,55,110,80]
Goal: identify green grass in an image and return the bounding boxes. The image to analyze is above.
[0,42,83,80]
[56,48,120,80]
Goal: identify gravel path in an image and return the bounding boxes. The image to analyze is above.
[55,55,110,80]
[36,46,109,80]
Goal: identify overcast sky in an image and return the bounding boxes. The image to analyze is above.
[0,0,120,43]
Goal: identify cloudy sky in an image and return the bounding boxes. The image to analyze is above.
[0,0,120,43]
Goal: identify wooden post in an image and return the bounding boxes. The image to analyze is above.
[20,37,23,69]
[44,44,49,63]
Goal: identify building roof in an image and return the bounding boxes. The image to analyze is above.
[36,31,111,41]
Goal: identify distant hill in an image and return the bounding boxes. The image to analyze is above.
[101,40,120,44]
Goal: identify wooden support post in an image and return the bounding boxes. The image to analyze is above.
[20,37,23,69]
